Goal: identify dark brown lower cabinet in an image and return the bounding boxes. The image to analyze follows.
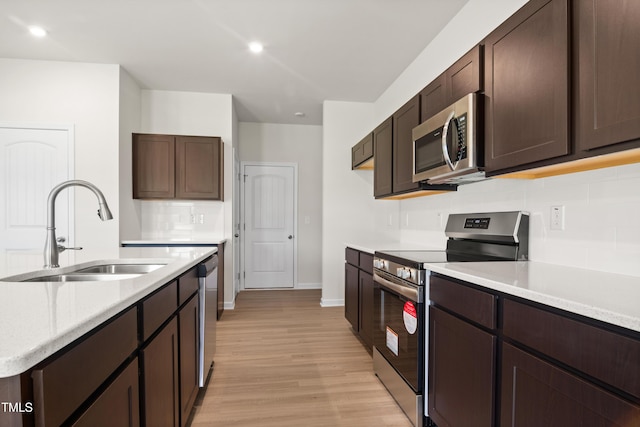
[72,358,140,427]
[429,273,640,427]
[32,308,138,427]
[344,247,374,351]
[344,261,359,331]
[358,270,374,349]
[428,306,496,427]
[179,295,199,427]
[142,317,180,427]
[501,343,640,426]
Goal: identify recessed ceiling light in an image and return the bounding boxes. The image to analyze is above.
[248,41,263,54]
[29,26,47,38]
[294,112,306,118]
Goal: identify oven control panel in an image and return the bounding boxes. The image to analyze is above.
[373,257,425,286]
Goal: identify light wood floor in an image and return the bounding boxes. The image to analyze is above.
[190,289,413,427]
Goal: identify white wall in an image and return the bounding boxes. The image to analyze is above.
[399,164,640,276]
[238,122,323,287]
[118,68,142,241]
[0,59,121,249]
[139,90,233,239]
[321,101,399,306]
[140,89,236,305]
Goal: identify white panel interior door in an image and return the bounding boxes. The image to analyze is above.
[243,164,295,289]
[0,126,72,250]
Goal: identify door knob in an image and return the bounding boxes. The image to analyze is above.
[288,235,293,239]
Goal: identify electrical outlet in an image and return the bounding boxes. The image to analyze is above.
[550,205,565,230]
[198,214,205,224]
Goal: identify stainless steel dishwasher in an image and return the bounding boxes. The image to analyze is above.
[197,255,218,388]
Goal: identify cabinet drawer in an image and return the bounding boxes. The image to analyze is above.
[359,252,373,274]
[71,358,140,427]
[503,298,640,399]
[430,276,497,330]
[178,267,199,306]
[32,308,137,427]
[345,247,359,266]
[142,281,178,341]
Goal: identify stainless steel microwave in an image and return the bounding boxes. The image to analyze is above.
[412,93,485,184]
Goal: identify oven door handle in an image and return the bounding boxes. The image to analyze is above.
[374,272,422,303]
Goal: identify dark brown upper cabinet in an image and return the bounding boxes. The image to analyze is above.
[420,45,483,123]
[574,0,640,152]
[175,136,223,200]
[484,0,570,174]
[352,132,374,170]
[420,75,446,124]
[392,95,421,194]
[373,117,393,198]
[133,134,175,199]
[133,133,224,200]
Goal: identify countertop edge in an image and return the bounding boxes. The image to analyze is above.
[121,239,227,245]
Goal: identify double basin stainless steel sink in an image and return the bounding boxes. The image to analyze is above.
[21,263,166,282]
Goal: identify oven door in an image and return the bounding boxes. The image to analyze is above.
[373,271,425,392]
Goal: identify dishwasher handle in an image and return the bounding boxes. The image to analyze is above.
[197,255,219,277]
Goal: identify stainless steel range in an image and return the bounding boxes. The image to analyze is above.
[372,211,529,427]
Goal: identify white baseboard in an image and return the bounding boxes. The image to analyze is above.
[296,282,322,289]
[223,301,235,310]
[320,298,344,307]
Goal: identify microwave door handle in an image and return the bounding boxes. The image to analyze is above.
[441,111,458,171]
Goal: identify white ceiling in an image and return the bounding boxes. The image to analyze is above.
[0,0,469,125]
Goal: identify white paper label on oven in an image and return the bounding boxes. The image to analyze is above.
[386,326,399,356]
[403,301,418,334]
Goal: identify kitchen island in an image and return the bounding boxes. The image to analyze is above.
[0,246,216,427]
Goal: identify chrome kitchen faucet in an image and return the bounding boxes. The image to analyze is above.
[43,180,113,268]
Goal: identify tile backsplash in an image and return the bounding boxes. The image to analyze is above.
[399,162,640,276]
[140,200,224,240]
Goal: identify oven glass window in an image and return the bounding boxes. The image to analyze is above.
[374,283,424,392]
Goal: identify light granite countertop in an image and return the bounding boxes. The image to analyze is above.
[346,242,640,334]
[425,261,640,333]
[0,246,216,378]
